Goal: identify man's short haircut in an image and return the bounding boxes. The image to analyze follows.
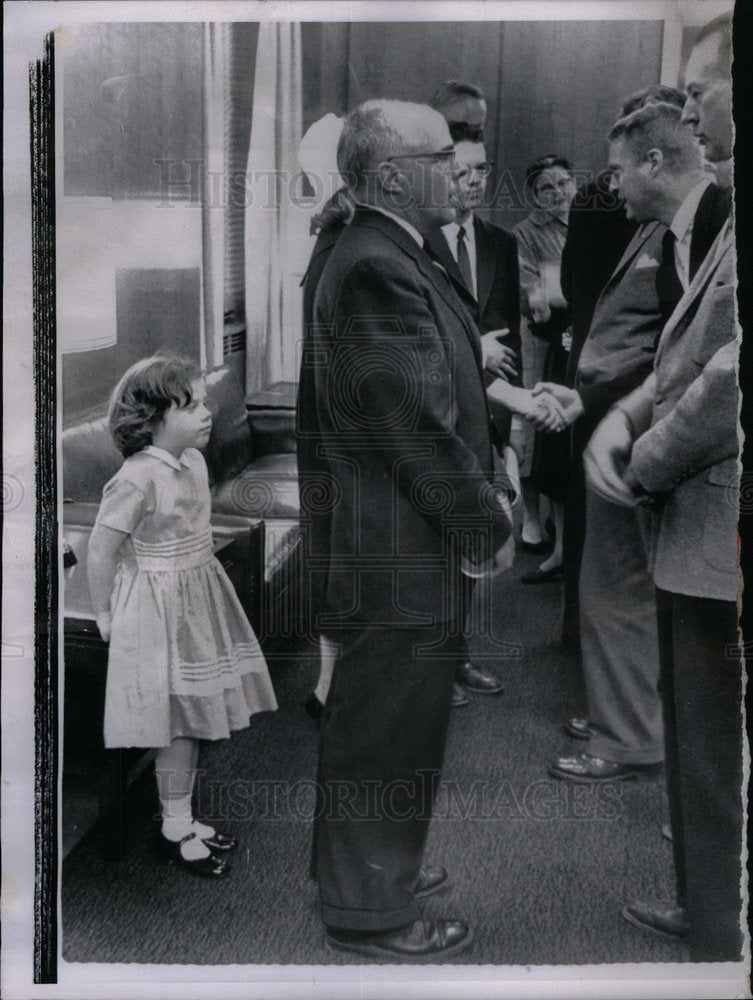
[692,12,732,73]
[337,100,437,193]
[525,154,573,191]
[620,84,686,117]
[608,101,702,174]
[430,80,485,111]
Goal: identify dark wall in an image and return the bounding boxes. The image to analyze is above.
[302,20,664,231]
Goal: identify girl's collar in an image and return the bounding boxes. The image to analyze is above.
[529,207,569,227]
[142,445,191,470]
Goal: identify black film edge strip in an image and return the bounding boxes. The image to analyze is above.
[30,30,58,985]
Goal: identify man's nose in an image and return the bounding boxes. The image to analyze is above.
[681,102,696,125]
[608,175,619,193]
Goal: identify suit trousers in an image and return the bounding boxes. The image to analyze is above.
[314,618,460,932]
[456,570,476,667]
[562,440,585,648]
[579,488,664,764]
[655,589,743,962]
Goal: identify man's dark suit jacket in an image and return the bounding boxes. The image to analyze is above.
[297,222,347,628]
[561,174,638,387]
[427,215,521,364]
[427,215,521,439]
[576,181,731,438]
[310,207,511,625]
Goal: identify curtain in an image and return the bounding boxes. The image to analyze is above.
[202,22,228,370]
[244,22,304,394]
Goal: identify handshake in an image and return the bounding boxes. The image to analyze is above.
[525,382,584,432]
[481,330,583,433]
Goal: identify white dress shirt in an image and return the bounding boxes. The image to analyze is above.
[441,215,478,297]
[668,176,713,290]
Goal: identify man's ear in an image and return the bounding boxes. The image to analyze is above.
[377,159,404,194]
[646,147,664,175]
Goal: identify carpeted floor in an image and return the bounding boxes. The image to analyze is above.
[61,548,687,966]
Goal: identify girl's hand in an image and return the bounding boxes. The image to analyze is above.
[87,522,127,645]
[96,612,112,642]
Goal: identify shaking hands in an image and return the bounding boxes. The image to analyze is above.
[529,382,584,432]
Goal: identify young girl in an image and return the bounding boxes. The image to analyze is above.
[87,354,277,878]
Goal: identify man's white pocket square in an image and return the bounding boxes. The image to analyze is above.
[635,253,660,269]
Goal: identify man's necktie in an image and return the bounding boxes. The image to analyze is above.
[656,229,684,321]
[456,226,475,295]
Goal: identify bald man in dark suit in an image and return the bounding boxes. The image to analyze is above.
[309,99,512,961]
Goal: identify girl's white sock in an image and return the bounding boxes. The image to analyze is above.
[191,819,216,839]
[160,794,218,859]
[160,792,193,840]
[160,793,209,859]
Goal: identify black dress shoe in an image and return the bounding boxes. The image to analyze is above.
[200,829,239,853]
[326,918,473,961]
[155,832,230,878]
[622,900,689,940]
[456,661,504,695]
[520,564,563,584]
[548,752,663,783]
[563,716,592,740]
[414,864,451,899]
[452,682,470,708]
[304,692,324,721]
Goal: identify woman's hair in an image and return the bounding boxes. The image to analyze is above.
[310,186,356,236]
[108,353,203,457]
[524,154,574,192]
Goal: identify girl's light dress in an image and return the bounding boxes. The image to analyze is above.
[95,445,277,748]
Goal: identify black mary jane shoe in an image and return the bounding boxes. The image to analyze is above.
[155,832,231,879]
[200,829,239,853]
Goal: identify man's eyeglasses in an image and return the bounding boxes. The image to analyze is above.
[386,150,457,172]
[457,161,493,178]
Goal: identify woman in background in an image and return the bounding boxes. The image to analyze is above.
[514,154,576,583]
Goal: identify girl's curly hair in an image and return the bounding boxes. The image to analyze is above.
[108,353,203,457]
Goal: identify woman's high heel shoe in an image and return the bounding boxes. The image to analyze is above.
[155,832,231,878]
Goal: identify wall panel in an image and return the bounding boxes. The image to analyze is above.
[300,19,664,231]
